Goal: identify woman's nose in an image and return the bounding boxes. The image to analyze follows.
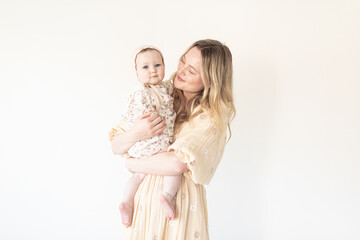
[178,66,186,76]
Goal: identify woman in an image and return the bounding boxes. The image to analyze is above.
[110,39,235,239]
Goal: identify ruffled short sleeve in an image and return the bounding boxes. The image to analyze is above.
[167,112,227,185]
[108,117,131,158]
[108,117,127,142]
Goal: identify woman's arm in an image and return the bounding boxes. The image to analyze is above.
[126,151,188,176]
[111,130,140,155]
[111,111,166,155]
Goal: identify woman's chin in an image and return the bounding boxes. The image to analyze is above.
[174,79,183,90]
[173,80,179,89]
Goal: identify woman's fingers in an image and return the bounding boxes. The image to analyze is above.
[152,119,166,134]
[136,111,165,137]
[151,116,163,127]
[148,111,159,121]
[140,111,154,119]
[147,111,164,128]
[154,126,166,136]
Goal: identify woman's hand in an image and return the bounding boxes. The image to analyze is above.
[128,111,166,141]
[111,111,166,155]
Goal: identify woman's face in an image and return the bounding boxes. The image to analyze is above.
[174,47,204,100]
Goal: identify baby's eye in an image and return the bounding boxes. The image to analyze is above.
[143,65,148,69]
[155,64,161,67]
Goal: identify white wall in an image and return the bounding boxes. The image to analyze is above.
[0,0,359,239]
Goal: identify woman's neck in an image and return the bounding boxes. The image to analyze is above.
[183,92,195,103]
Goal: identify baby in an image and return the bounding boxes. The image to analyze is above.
[111,46,181,228]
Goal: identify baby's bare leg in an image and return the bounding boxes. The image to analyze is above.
[119,173,146,228]
[160,175,182,221]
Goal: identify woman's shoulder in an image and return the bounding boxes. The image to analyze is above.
[191,106,231,129]
[181,108,216,132]
[193,107,213,123]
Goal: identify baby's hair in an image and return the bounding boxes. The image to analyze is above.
[134,47,165,112]
[134,47,165,70]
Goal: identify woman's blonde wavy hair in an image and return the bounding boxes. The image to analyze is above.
[171,39,236,141]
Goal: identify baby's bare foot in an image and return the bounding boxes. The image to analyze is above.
[119,202,133,228]
[160,193,175,220]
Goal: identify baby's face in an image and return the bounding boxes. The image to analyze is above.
[136,50,165,85]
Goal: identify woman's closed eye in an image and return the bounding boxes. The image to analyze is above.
[180,58,193,74]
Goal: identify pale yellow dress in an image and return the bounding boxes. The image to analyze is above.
[109,109,227,240]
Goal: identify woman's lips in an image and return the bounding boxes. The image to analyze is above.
[177,75,185,82]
